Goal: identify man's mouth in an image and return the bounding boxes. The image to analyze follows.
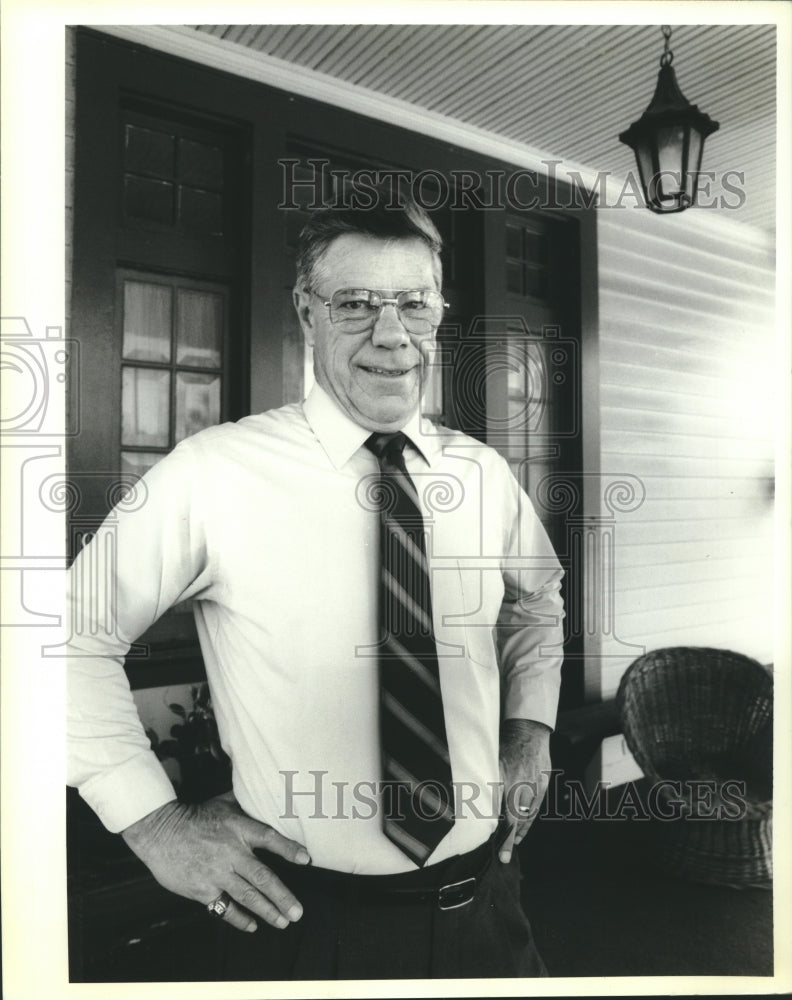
[359,365,413,377]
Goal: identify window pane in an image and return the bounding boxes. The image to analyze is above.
[124,176,175,225]
[176,290,223,367]
[178,138,224,189]
[523,229,547,264]
[506,346,526,395]
[122,367,170,447]
[422,353,443,418]
[506,223,522,260]
[506,260,522,295]
[524,266,547,299]
[123,281,172,362]
[525,343,547,404]
[175,372,221,442]
[504,430,527,461]
[507,397,529,437]
[125,125,175,179]
[120,451,164,477]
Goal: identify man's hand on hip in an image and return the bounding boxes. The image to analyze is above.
[121,793,310,933]
[498,718,552,863]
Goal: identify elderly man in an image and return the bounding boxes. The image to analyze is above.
[67,191,564,980]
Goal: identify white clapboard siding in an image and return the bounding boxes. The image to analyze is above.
[594,209,775,700]
[616,553,767,591]
[612,536,772,572]
[602,449,773,474]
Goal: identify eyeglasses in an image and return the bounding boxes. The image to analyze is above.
[311,288,448,335]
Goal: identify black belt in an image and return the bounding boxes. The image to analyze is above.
[257,820,511,912]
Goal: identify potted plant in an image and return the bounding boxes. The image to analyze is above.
[146,683,232,803]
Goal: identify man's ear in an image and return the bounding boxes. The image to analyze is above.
[293,286,315,346]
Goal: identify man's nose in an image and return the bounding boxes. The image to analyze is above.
[370,303,410,348]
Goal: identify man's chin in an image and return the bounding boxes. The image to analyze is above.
[357,414,413,433]
[351,390,421,433]
[355,404,417,433]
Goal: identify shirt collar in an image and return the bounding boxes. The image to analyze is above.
[302,383,442,470]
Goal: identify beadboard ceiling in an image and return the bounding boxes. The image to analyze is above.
[188,23,777,234]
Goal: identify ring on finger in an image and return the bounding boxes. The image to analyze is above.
[207,891,232,918]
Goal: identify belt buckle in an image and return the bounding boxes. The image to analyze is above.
[438,876,476,911]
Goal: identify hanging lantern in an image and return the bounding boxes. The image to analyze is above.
[619,26,720,213]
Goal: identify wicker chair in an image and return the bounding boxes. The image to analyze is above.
[616,647,773,888]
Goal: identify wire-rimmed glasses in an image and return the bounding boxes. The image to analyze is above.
[312,288,448,335]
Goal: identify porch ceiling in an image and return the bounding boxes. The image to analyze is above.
[189,23,777,234]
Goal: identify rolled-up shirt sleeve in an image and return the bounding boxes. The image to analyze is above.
[495,462,565,728]
[66,440,213,832]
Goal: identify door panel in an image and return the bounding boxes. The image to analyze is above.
[72,28,588,701]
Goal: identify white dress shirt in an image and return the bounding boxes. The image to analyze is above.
[67,384,564,874]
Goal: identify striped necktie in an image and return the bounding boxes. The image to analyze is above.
[365,431,455,866]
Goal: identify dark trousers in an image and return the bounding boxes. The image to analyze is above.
[219,837,547,980]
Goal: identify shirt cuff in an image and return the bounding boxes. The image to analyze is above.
[79,750,178,833]
[503,675,562,731]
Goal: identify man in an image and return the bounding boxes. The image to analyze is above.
[67,191,565,980]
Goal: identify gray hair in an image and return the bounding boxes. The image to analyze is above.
[295,186,443,290]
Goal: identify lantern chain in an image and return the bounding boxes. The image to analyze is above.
[660,25,674,67]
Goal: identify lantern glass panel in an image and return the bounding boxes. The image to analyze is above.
[657,125,685,180]
[656,125,685,195]
[687,128,703,175]
[636,142,654,193]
